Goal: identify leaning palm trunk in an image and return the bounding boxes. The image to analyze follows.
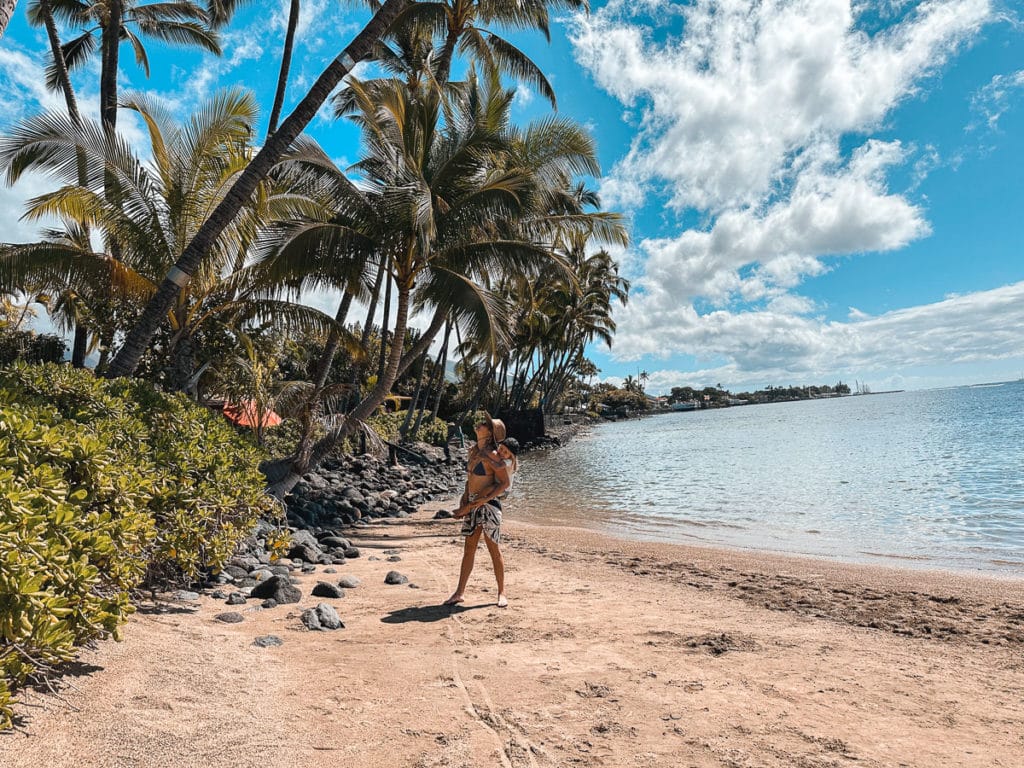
[394,305,445,379]
[342,262,385,411]
[104,0,413,380]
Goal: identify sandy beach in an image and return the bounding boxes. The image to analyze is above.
[3,503,1023,768]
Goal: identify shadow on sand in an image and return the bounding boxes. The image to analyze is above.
[381,603,490,624]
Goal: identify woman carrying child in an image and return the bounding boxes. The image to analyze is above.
[444,415,518,608]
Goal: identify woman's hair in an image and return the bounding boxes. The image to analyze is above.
[501,437,520,455]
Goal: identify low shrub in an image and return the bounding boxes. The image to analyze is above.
[0,363,278,727]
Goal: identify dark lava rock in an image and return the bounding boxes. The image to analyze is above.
[288,543,321,563]
[290,529,321,551]
[261,599,278,609]
[317,604,343,630]
[387,555,402,562]
[226,592,247,606]
[253,635,283,648]
[211,589,227,599]
[433,509,453,519]
[301,603,343,631]
[250,575,301,604]
[320,536,351,550]
[323,568,338,574]
[315,603,344,630]
[343,547,361,559]
[312,581,346,598]
[214,612,244,623]
[224,565,249,580]
[301,563,317,573]
[384,571,409,585]
[337,575,361,589]
[170,590,200,602]
[301,608,321,631]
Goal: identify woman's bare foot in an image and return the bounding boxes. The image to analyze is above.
[443,593,464,606]
[496,594,508,608]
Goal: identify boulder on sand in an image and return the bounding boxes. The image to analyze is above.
[250,575,301,604]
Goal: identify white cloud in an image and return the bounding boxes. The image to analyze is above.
[569,0,998,385]
[632,138,929,307]
[969,69,1024,131]
[612,281,1024,388]
[513,83,535,109]
[573,0,992,212]
[0,43,150,242]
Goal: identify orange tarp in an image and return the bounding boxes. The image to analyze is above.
[222,400,282,428]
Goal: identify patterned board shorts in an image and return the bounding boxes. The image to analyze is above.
[460,499,503,544]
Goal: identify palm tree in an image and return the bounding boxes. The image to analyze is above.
[401,0,587,105]
[28,0,222,133]
[104,0,414,379]
[31,0,95,365]
[263,71,583,496]
[0,88,337,389]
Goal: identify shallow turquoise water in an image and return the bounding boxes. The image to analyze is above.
[510,381,1024,574]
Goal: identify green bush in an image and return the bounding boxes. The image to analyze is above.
[366,410,449,447]
[0,363,277,728]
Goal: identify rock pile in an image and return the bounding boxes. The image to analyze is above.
[284,448,466,529]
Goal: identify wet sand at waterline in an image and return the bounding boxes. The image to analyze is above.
[4,503,1023,768]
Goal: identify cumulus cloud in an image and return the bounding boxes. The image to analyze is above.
[573,0,991,212]
[632,138,930,307]
[569,0,998,385]
[613,281,1024,390]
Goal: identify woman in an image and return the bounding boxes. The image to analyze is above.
[444,416,512,608]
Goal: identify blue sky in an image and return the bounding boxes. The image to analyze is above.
[2,0,1022,393]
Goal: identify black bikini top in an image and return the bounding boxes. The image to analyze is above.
[471,460,488,476]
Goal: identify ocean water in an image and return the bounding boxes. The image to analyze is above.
[510,380,1024,574]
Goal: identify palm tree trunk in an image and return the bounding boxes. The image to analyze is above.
[310,290,353,392]
[41,0,85,349]
[41,0,80,124]
[0,0,18,40]
[376,269,392,382]
[426,320,451,422]
[343,261,385,411]
[434,29,460,85]
[104,0,413,380]
[268,282,412,498]
[266,0,300,138]
[71,323,88,367]
[398,351,427,437]
[394,304,445,378]
[291,290,354,465]
[100,0,121,133]
[41,0,91,368]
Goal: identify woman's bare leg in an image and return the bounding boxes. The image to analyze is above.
[445,526,482,604]
[483,535,506,606]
